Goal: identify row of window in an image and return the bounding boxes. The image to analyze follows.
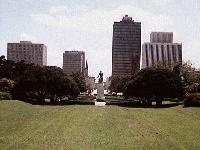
[8,47,43,52]
[145,44,182,67]
[8,44,42,48]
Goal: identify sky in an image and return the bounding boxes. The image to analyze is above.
[0,0,200,78]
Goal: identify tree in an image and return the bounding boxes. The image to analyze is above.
[0,78,14,92]
[45,66,79,101]
[123,67,182,107]
[12,65,48,100]
[64,77,80,99]
[0,55,80,102]
[0,56,16,80]
[0,78,14,100]
[0,56,35,81]
[179,62,200,96]
[109,76,130,94]
[70,72,86,93]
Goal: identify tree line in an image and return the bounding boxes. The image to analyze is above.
[0,55,86,103]
[109,62,200,107]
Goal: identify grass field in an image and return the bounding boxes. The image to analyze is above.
[0,100,200,150]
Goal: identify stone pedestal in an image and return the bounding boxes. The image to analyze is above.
[96,83,105,101]
[95,101,106,106]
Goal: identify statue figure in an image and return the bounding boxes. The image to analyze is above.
[97,71,103,83]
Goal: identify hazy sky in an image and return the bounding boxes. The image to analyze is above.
[0,0,200,78]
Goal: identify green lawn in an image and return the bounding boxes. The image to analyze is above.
[0,100,200,150]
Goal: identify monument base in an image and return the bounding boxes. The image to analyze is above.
[96,83,105,101]
[95,101,106,106]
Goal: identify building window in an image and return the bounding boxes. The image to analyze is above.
[145,44,149,67]
[161,45,165,63]
[151,45,154,65]
[178,45,182,62]
[172,45,176,62]
[167,45,171,65]
[156,45,159,62]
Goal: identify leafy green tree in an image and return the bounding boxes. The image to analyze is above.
[109,76,130,94]
[0,92,12,100]
[179,62,200,96]
[0,55,80,102]
[0,56,16,80]
[45,66,79,101]
[65,77,80,99]
[0,78,14,92]
[13,65,47,100]
[124,68,182,107]
[70,72,86,93]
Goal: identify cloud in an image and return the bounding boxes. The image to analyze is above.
[30,4,176,77]
[1,0,200,78]
[153,0,174,5]
[0,41,7,56]
[30,3,200,77]
[0,0,33,4]
[20,32,37,42]
[183,41,200,69]
[31,5,173,36]
[49,6,68,15]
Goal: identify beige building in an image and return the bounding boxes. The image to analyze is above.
[142,32,182,68]
[63,51,85,75]
[150,32,173,43]
[7,41,47,66]
[112,15,141,77]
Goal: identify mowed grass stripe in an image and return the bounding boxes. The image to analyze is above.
[132,108,186,150]
[0,101,200,150]
[0,102,74,149]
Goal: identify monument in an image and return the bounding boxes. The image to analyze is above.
[95,71,105,106]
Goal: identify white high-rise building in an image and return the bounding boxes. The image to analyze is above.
[142,32,182,69]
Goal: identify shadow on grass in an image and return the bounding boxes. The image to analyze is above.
[19,99,95,106]
[17,99,183,108]
[110,101,183,109]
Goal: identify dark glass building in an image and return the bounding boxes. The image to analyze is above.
[112,15,141,77]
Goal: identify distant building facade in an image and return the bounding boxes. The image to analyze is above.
[112,15,141,77]
[142,32,182,68]
[7,41,47,66]
[85,60,88,77]
[63,51,85,75]
[150,32,173,43]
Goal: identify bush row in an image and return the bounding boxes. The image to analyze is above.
[0,92,12,100]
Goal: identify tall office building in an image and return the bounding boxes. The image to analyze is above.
[142,32,182,68]
[63,51,85,75]
[7,41,47,66]
[112,15,141,77]
[85,60,88,77]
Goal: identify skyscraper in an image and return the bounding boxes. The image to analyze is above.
[112,15,141,77]
[7,41,47,66]
[142,32,182,68]
[63,51,85,75]
[85,60,88,77]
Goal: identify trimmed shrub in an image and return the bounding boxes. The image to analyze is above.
[0,92,12,100]
[184,93,200,107]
